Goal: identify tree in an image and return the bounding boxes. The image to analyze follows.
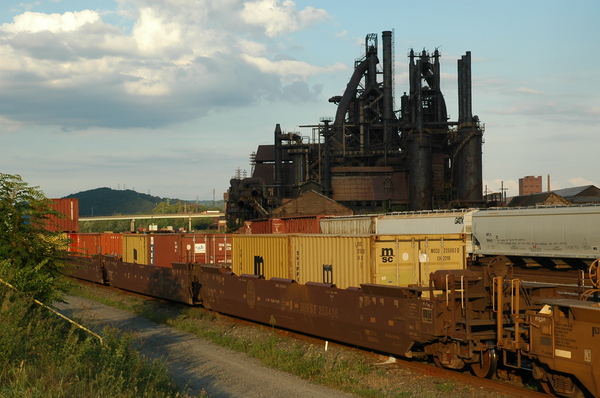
[0,173,69,303]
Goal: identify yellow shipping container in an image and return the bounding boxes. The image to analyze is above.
[373,234,466,286]
[291,234,372,288]
[231,234,290,279]
[122,234,151,265]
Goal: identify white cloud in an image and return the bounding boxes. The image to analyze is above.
[0,115,22,133]
[0,0,335,129]
[567,177,597,187]
[132,8,179,54]
[3,10,100,33]
[515,86,544,95]
[241,0,329,37]
[242,53,345,80]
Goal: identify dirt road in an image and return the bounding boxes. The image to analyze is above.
[56,295,355,398]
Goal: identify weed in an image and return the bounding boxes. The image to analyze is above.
[435,380,456,393]
[0,286,202,397]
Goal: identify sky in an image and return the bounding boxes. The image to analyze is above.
[1,0,599,201]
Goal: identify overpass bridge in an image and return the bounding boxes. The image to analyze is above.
[79,213,224,222]
[79,213,225,231]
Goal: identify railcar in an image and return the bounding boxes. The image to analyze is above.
[471,205,600,269]
[65,252,600,398]
[62,205,600,397]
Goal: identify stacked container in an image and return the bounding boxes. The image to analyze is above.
[291,234,371,288]
[122,234,151,265]
[70,233,122,257]
[46,198,79,232]
[182,233,232,264]
[230,233,467,289]
[241,215,327,234]
[373,234,466,286]
[121,233,233,267]
[232,234,289,279]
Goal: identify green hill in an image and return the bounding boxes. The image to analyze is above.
[64,187,223,217]
[64,188,165,216]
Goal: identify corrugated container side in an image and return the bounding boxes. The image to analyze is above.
[319,216,375,234]
[373,234,466,286]
[232,235,290,279]
[98,233,122,257]
[122,234,151,265]
[151,234,182,268]
[282,215,323,234]
[46,198,79,232]
[66,233,80,254]
[242,219,280,234]
[291,234,372,288]
[182,234,209,263]
[72,233,100,257]
[181,234,232,264]
[206,234,232,264]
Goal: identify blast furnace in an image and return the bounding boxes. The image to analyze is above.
[227,31,484,228]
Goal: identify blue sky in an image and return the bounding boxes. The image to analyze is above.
[1,0,598,201]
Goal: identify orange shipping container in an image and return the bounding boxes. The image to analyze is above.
[70,233,122,257]
[182,233,232,264]
[47,198,79,232]
[151,234,182,268]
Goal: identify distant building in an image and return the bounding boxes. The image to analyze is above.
[270,190,354,218]
[550,185,600,204]
[508,185,600,207]
[507,192,571,207]
[519,175,543,195]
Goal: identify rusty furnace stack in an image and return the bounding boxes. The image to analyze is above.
[226,31,484,228]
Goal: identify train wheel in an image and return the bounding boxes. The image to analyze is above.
[589,259,599,288]
[470,343,498,378]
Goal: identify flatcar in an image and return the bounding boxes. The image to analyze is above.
[63,205,600,397]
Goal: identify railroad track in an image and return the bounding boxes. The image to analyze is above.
[281,328,550,398]
[72,277,553,398]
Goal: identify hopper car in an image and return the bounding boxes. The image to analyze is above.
[63,205,600,397]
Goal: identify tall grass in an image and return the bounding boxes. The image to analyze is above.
[0,286,199,397]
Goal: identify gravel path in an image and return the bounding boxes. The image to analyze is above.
[55,296,356,398]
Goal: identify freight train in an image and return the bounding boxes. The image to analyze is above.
[64,205,600,398]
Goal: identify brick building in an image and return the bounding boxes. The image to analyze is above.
[519,175,543,195]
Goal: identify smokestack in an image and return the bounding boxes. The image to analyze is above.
[547,174,551,192]
[274,124,283,199]
[458,52,472,123]
[382,31,394,153]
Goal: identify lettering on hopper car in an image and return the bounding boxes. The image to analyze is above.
[300,302,317,315]
[555,323,578,350]
[592,326,600,337]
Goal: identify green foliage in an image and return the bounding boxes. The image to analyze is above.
[79,217,215,233]
[79,219,133,233]
[0,285,196,397]
[0,174,68,303]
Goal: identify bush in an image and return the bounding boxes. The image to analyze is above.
[0,285,192,397]
[0,174,69,303]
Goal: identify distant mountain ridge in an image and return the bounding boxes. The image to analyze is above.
[64,187,219,217]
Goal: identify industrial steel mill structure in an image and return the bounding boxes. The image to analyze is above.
[226,31,484,229]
